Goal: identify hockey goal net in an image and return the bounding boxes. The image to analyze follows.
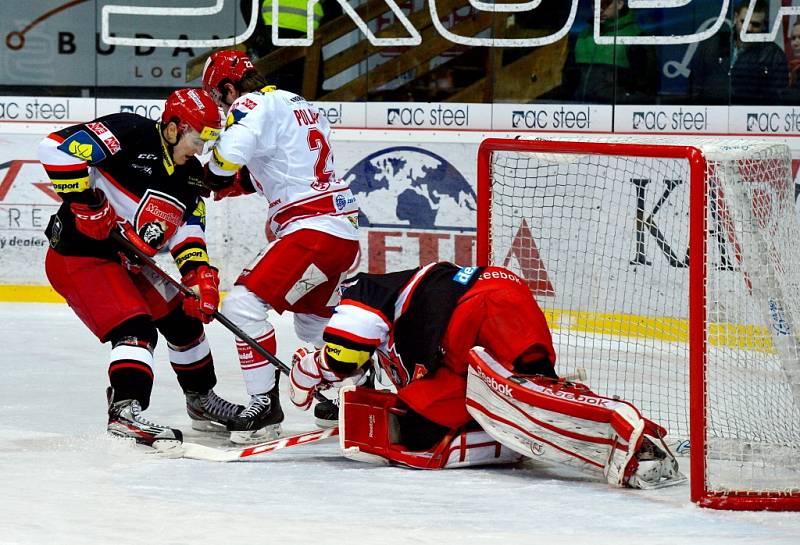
[477,137,800,510]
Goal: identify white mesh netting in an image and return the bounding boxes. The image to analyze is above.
[482,137,800,499]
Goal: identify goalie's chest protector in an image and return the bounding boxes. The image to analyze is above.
[346,263,484,386]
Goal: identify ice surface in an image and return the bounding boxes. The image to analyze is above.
[1,303,799,545]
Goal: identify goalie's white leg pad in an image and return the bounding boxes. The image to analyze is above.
[466,347,652,486]
[339,385,523,469]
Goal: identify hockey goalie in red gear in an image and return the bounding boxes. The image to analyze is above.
[289,262,685,489]
[39,88,243,451]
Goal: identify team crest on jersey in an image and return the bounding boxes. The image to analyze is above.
[226,108,250,128]
[86,122,121,155]
[134,189,186,249]
[58,131,106,163]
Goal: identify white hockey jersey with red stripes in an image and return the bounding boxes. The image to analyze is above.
[208,87,359,240]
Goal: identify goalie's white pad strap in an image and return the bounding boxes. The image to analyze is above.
[441,429,523,468]
[466,347,646,485]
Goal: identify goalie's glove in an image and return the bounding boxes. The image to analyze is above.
[70,189,117,240]
[289,347,355,410]
[181,265,219,323]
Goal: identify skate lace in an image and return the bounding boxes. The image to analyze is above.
[128,401,163,430]
[202,390,243,420]
[238,394,270,419]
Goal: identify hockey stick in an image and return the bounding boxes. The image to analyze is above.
[109,229,328,401]
[178,426,340,462]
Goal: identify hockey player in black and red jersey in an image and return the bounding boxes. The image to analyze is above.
[39,88,244,450]
[289,262,685,489]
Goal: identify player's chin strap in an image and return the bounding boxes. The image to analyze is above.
[109,227,327,403]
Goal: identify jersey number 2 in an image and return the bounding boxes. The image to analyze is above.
[308,127,332,191]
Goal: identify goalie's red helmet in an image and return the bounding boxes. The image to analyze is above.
[162,88,222,141]
[202,50,256,95]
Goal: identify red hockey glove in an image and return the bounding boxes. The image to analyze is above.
[70,191,117,240]
[181,265,219,323]
[213,167,255,201]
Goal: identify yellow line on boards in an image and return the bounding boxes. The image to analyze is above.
[542,308,775,354]
[0,286,232,304]
[0,287,778,354]
[0,285,65,303]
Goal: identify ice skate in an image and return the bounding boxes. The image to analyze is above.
[314,368,375,428]
[227,381,283,445]
[107,388,183,450]
[314,396,339,428]
[626,437,686,489]
[185,389,245,432]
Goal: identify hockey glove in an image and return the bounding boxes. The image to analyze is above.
[213,167,255,201]
[181,265,219,323]
[289,348,325,410]
[289,347,360,410]
[70,190,117,240]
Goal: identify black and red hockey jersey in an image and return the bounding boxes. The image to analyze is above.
[39,112,210,275]
[323,262,484,387]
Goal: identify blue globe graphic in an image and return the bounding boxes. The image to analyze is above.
[343,146,476,229]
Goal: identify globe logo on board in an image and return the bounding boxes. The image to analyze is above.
[343,146,476,229]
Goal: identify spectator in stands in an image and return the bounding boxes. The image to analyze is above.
[690,0,787,105]
[788,21,800,90]
[566,0,658,103]
[239,0,336,97]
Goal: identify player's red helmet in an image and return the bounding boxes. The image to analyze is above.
[202,50,256,97]
[161,88,222,141]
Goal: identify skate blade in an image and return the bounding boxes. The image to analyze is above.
[190,419,230,433]
[229,424,282,445]
[314,417,338,429]
[148,439,185,458]
[109,434,184,458]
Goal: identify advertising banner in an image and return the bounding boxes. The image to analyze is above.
[614,106,728,134]
[728,106,800,135]
[0,97,94,133]
[4,127,800,298]
[365,102,491,130]
[491,104,612,132]
[1,0,239,88]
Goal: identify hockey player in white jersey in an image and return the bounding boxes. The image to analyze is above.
[201,50,360,443]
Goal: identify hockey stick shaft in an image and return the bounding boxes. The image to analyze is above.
[180,426,340,462]
[109,230,318,393]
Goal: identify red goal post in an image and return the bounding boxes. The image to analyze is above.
[477,137,800,511]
